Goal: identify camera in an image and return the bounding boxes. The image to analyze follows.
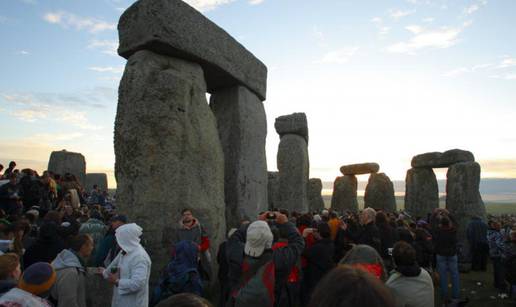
[266,213,276,220]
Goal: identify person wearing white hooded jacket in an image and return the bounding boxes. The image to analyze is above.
[103,223,151,307]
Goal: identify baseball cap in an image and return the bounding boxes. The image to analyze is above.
[245,221,273,257]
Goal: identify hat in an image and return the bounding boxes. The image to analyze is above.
[110,215,128,223]
[245,221,273,257]
[18,262,56,295]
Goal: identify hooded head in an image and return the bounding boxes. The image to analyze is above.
[245,221,273,257]
[340,244,387,281]
[115,223,143,253]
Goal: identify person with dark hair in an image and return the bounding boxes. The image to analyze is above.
[155,293,213,307]
[0,173,22,216]
[386,241,434,307]
[19,168,43,213]
[467,216,489,271]
[307,265,395,307]
[375,212,397,268]
[413,228,433,270]
[50,234,94,307]
[431,208,460,304]
[302,222,335,304]
[487,220,506,293]
[2,161,16,178]
[23,222,65,268]
[169,209,212,282]
[94,214,127,267]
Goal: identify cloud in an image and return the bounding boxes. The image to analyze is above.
[386,24,466,54]
[371,17,382,24]
[464,0,487,16]
[183,0,235,12]
[17,50,30,55]
[371,17,390,36]
[489,74,516,80]
[88,39,118,56]
[315,47,359,64]
[89,66,124,74]
[498,57,516,69]
[389,9,415,20]
[405,25,423,34]
[422,17,434,23]
[0,87,116,130]
[43,11,116,33]
[249,0,264,5]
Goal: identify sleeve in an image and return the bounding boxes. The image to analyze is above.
[103,253,121,279]
[274,222,305,271]
[199,225,210,252]
[117,257,150,295]
[56,270,80,307]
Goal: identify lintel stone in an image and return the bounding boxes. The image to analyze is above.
[118,0,267,100]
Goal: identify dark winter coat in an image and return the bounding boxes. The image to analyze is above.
[467,217,488,248]
[303,238,335,293]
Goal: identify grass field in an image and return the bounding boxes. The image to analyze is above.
[322,196,516,215]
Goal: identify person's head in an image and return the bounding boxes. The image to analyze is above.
[339,244,387,280]
[308,265,395,307]
[90,210,103,221]
[8,161,16,169]
[110,215,127,230]
[316,222,331,240]
[0,220,15,241]
[0,253,21,281]
[375,211,388,227]
[360,208,376,225]
[70,234,94,259]
[245,221,273,257]
[329,211,338,220]
[115,223,143,253]
[43,210,61,225]
[440,216,451,228]
[13,221,30,241]
[8,173,17,184]
[392,241,417,268]
[18,262,56,297]
[0,164,3,172]
[155,293,213,307]
[93,184,98,190]
[181,209,193,223]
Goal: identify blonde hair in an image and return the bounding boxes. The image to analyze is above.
[0,253,20,280]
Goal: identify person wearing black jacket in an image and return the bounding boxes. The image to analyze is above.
[431,209,460,304]
[355,208,381,253]
[302,222,335,305]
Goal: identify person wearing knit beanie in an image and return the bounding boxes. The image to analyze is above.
[0,262,56,306]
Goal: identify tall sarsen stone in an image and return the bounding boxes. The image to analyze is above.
[114,50,226,280]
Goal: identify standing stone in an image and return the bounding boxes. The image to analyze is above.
[114,50,225,282]
[446,162,486,268]
[267,172,279,210]
[331,175,358,213]
[274,113,308,143]
[308,178,325,212]
[210,86,267,228]
[364,173,396,212]
[340,163,379,175]
[85,173,108,192]
[277,134,309,213]
[404,168,438,218]
[48,150,86,185]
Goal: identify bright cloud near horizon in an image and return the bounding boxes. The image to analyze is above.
[1,0,516,189]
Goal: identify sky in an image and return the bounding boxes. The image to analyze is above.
[1,0,516,189]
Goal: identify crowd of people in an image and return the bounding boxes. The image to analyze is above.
[0,160,515,307]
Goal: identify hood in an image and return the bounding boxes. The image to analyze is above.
[115,223,142,253]
[52,249,83,270]
[168,240,199,279]
[179,218,199,230]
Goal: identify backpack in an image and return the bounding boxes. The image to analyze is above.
[229,252,275,307]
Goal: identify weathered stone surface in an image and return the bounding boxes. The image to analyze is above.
[340,163,380,175]
[118,0,267,100]
[274,113,308,142]
[308,178,325,212]
[48,150,86,185]
[331,175,358,213]
[114,50,225,281]
[85,273,112,307]
[277,134,309,213]
[364,173,396,212]
[411,149,474,168]
[85,173,108,192]
[210,86,267,227]
[446,162,486,265]
[267,172,279,210]
[404,168,438,218]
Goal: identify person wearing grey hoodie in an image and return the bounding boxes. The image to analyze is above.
[50,234,94,307]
